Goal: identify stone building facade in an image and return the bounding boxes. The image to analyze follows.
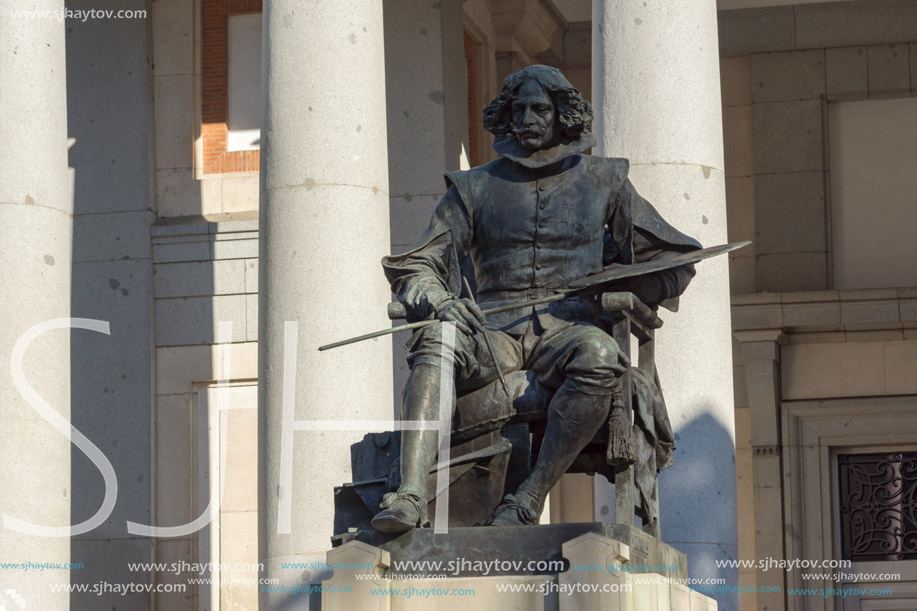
[1,0,916,610]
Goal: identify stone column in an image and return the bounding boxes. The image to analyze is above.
[736,329,788,611]
[259,1,394,608]
[592,2,738,609]
[383,0,469,401]
[0,1,72,609]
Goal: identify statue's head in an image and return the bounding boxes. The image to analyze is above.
[483,65,593,151]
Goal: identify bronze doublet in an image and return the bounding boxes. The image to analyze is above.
[449,155,625,298]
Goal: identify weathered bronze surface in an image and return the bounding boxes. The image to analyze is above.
[363,65,705,534]
[320,241,747,351]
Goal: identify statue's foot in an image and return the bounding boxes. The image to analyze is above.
[371,491,425,533]
[485,494,538,527]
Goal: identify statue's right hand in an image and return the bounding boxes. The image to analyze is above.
[434,298,486,336]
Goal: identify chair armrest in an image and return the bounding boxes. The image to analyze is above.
[388,302,408,320]
[600,292,663,329]
[659,297,679,312]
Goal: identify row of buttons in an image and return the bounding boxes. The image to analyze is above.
[533,182,546,278]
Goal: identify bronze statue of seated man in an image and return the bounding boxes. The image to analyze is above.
[372,65,700,533]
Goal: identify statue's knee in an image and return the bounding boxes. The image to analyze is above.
[408,323,473,350]
[406,324,476,372]
[405,325,445,370]
[413,324,443,345]
[575,330,620,366]
[557,333,622,394]
[406,324,448,356]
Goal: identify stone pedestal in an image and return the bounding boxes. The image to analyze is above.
[338,522,685,579]
[559,533,632,610]
[323,526,716,610]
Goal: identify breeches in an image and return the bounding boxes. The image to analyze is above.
[406,319,622,397]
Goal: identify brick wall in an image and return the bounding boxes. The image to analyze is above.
[201,0,262,175]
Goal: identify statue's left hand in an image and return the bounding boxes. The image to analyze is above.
[434,298,486,337]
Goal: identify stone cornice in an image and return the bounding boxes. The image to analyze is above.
[733,328,787,345]
[491,0,568,64]
[731,288,917,334]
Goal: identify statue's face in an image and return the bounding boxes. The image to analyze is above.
[510,79,557,151]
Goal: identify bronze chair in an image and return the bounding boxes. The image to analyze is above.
[381,289,670,537]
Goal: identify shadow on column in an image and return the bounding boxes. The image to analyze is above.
[658,411,740,611]
[64,2,163,608]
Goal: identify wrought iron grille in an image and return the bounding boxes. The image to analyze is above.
[838,452,917,561]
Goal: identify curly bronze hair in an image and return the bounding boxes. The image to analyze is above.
[482,65,593,139]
